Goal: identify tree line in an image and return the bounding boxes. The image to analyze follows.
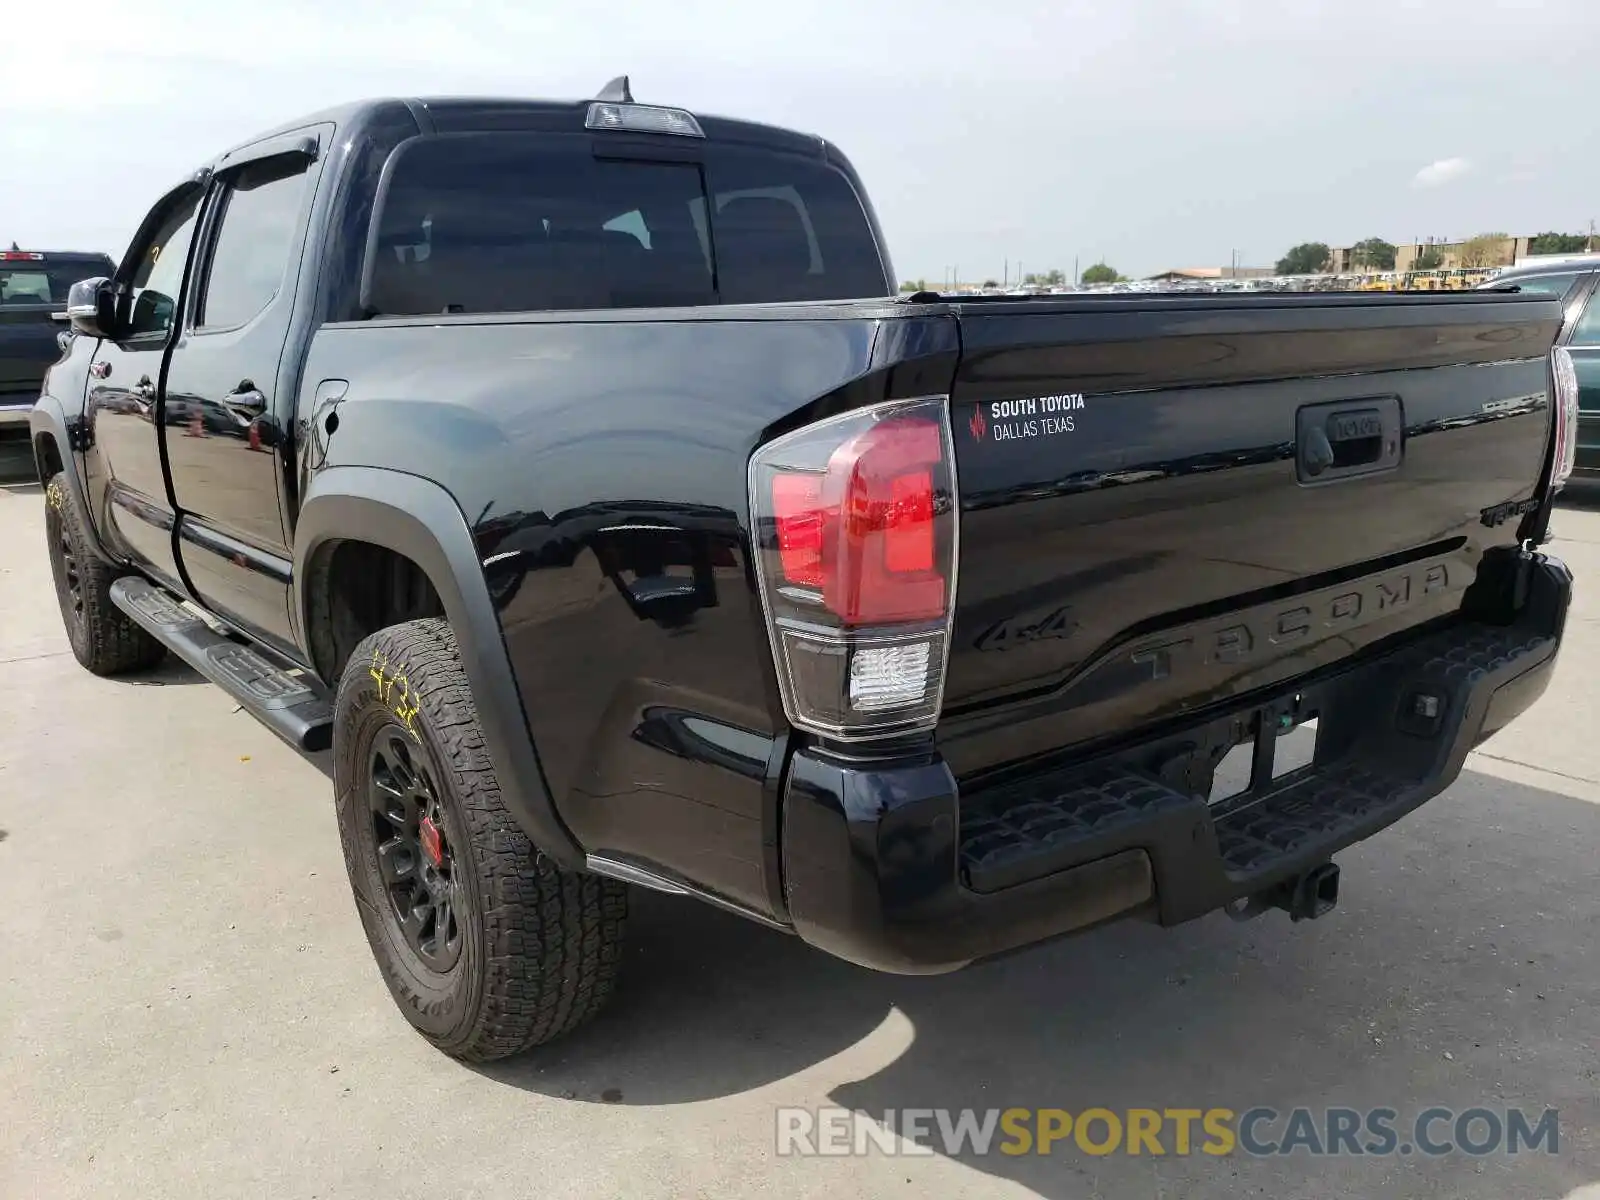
[898,262,1126,291]
[898,230,1594,292]
[1276,231,1594,275]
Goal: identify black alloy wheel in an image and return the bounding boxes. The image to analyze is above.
[57,523,85,629]
[334,617,627,1061]
[366,725,462,973]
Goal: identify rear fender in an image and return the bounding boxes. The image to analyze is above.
[293,465,584,867]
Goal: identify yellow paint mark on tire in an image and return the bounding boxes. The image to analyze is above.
[369,647,424,743]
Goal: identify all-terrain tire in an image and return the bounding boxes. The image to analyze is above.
[333,617,627,1062]
[42,474,166,676]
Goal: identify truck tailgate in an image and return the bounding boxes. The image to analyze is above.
[940,294,1563,779]
[0,307,62,405]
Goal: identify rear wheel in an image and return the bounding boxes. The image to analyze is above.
[42,475,166,676]
[333,617,627,1061]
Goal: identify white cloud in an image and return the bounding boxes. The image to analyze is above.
[1413,157,1472,188]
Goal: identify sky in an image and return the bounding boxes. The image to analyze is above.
[5,0,1598,283]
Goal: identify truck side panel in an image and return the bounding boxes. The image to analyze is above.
[295,311,959,917]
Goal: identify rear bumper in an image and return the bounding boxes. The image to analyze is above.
[780,552,1572,974]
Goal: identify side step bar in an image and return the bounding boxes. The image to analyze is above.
[108,576,334,752]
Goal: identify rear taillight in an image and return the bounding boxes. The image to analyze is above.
[0,251,44,261]
[749,396,958,740]
[1551,347,1580,491]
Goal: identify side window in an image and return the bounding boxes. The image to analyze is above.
[197,156,309,330]
[124,194,203,340]
[1570,282,1600,346]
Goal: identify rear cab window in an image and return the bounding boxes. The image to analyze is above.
[361,131,888,317]
[700,146,889,305]
[0,258,112,307]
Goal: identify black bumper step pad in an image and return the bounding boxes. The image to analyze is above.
[955,609,1561,906]
[1211,761,1406,876]
[961,768,1191,893]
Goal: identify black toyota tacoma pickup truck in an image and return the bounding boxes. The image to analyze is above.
[2,247,114,438]
[30,82,1578,1062]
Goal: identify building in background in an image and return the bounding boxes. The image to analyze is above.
[1144,265,1275,282]
[1393,237,1533,272]
[1327,234,1598,274]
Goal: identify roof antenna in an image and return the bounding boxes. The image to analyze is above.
[594,75,633,103]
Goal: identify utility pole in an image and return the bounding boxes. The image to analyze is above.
[1073,255,1079,286]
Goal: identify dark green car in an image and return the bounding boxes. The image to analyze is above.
[1480,258,1600,476]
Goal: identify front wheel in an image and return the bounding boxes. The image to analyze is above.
[42,474,166,676]
[333,617,627,1062]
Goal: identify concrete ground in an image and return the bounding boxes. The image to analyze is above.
[2,439,1597,1199]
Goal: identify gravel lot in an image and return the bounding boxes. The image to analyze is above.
[3,441,1597,1199]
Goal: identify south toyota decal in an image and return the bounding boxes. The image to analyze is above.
[968,394,1085,443]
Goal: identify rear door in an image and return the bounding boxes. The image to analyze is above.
[938,294,1563,778]
[163,131,323,653]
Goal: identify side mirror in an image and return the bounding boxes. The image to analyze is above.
[65,276,116,338]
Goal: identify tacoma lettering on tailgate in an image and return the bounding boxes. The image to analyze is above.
[1066,560,1458,702]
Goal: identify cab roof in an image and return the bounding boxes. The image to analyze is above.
[210,94,830,173]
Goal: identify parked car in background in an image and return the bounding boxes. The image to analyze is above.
[1480,259,1600,477]
[1,248,115,440]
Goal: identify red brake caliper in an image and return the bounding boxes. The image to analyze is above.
[419,816,444,869]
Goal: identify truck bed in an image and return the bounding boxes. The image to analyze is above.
[297,288,1562,916]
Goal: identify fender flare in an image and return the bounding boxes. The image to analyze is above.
[28,396,117,565]
[293,466,585,868]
